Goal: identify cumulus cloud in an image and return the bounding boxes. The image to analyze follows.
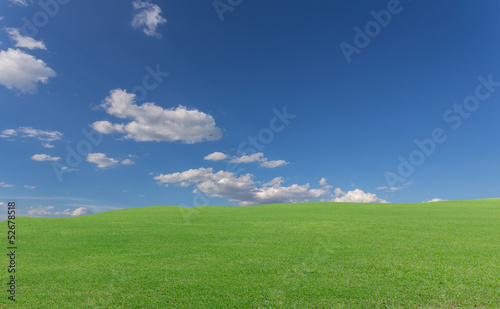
[154,167,331,206]
[424,198,447,203]
[5,28,46,50]
[31,154,60,161]
[121,159,135,165]
[332,188,388,203]
[92,89,222,143]
[204,152,228,161]
[72,207,92,216]
[0,182,14,188]
[204,151,288,168]
[0,129,16,138]
[86,153,119,169]
[0,48,56,93]
[86,153,135,169]
[66,207,93,216]
[0,127,62,148]
[24,185,36,189]
[333,188,345,197]
[131,1,166,37]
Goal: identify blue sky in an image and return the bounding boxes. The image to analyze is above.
[0,0,499,217]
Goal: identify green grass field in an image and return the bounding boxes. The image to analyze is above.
[2,199,500,308]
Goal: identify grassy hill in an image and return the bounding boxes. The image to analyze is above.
[2,200,500,308]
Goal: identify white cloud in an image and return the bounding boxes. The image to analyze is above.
[92,89,222,143]
[87,153,119,169]
[24,185,35,189]
[333,188,345,197]
[86,153,134,169]
[332,188,388,203]
[0,48,56,93]
[29,205,93,217]
[230,153,264,164]
[377,186,403,192]
[207,151,288,168]
[0,182,14,188]
[121,159,135,165]
[377,181,413,193]
[260,160,288,168]
[1,127,62,148]
[41,143,54,148]
[262,177,285,187]
[423,198,447,203]
[20,127,62,141]
[69,207,93,216]
[31,154,60,161]
[154,167,330,206]
[318,178,333,191]
[61,166,79,172]
[8,0,31,6]
[27,205,54,216]
[54,208,71,216]
[131,1,166,37]
[0,129,16,137]
[0,202,5,207]
[204,152,228,161]
[5,28,47,50]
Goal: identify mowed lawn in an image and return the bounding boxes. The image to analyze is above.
[2,200,500,308]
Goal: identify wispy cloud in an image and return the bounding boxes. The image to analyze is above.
[131,1,166,37]
[0,182,14,188]
[204,151,288,168]
[5,27,46,50]
[377,181,414,192]
[8,0,31,7]
[0,127,62,148]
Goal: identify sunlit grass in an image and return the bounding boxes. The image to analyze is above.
[2,199,500,308]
